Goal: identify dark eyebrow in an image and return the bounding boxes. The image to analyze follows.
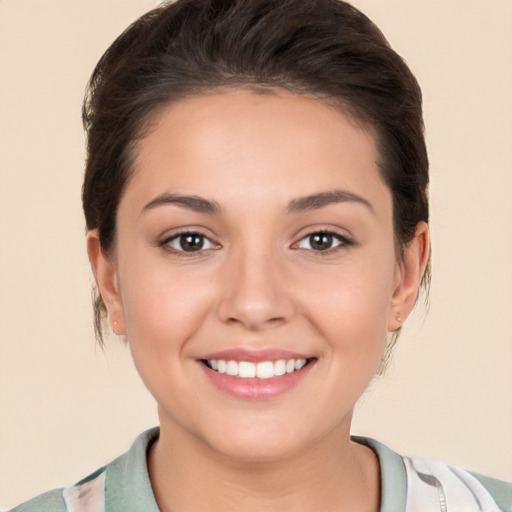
[141,193,222,215]
[287,189,374,214]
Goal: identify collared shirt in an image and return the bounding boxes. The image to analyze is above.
[9,427,512,512]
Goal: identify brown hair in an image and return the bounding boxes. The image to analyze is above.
[82,0,430,358]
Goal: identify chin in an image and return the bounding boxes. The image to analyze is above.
[196,415,325,463]
[210,434,303,463]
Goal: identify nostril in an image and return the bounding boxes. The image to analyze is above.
[226,315,285,330]
[267,316,286,326]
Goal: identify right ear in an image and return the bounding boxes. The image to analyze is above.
[86,230,126,335]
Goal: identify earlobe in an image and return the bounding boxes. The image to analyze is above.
[388,221,430,332]
[86,230,126,335]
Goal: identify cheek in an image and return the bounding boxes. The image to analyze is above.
[299,251,396,354]
[117,260,217,408]
[117,255,216,355]
[311,270,392,405]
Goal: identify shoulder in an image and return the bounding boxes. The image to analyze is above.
[7,489,66,512]
[404,456,512,512]
[469,470,512,510]
[353,436,511,512]
[7,428,159,512]
[7,470,106,512]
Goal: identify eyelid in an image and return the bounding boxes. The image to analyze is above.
[158,228,221,254]
[291,228,354,253]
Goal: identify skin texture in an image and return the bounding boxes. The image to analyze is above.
[87,90,429,512]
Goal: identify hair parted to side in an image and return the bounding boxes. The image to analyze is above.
[82,0,430,369]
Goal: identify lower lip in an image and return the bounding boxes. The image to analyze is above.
[199,361,315,400]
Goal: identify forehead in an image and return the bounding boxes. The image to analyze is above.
[124,89,389,214]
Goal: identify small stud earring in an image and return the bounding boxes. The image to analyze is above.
[396,315,402,323]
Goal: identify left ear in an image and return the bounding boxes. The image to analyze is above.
[86,229,127,336]
[388,221,430,331]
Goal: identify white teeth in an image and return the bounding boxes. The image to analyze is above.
[206,358,309,379]
[256,361,274,379]
[217,360,227,374]
[226,360,238,376]
[274,359,286,376]
[238,361,256,378]
[295,359,306,370]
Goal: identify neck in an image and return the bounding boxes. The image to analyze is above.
[148,415,380,512]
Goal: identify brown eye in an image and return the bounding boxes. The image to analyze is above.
[309,233,335,251]
[179,233,205,251]
[163,232,217,253]
[295,231,351,252]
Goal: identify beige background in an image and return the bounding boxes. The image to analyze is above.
[1,0,511,508]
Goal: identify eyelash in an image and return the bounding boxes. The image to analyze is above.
[159,231,219,255]
[293,230,354,254]
[159,229,353,256]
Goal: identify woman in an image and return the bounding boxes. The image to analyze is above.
[8,0,511,511]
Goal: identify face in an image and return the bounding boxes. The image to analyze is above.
[90,90,426,461]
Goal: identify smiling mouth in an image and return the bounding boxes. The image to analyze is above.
[202,358,316,379]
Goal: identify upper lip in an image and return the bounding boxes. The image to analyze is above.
[200,348,313,363]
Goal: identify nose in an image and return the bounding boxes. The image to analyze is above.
[216,248,296,331]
